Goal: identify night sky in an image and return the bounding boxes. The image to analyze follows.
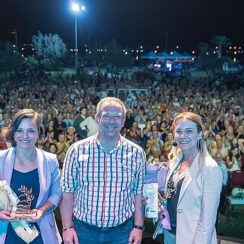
[0,0,243,51]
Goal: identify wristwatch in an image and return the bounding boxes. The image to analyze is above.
[133,224,144,231]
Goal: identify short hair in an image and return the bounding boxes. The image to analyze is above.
[49,143,58,153]
[2,108,43,146]
[96,97,127,118]
[80,107,87,112]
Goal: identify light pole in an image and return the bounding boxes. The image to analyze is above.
[10,29,18,47]
[71,2,85,70]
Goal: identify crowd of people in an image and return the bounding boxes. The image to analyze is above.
[0,72,243,172]
[0,70,243,243]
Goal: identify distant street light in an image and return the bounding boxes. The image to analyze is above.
[71,2,85,70]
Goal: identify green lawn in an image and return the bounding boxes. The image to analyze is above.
[48,68,76,77]
[218,205,244,240]
[190,71,208,79]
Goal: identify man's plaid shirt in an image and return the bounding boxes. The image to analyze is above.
[62,134,145,228]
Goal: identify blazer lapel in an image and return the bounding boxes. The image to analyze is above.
[178,153,200,204]
[165,152,184,186]
[35,148,45,207]
[4,148,16,185]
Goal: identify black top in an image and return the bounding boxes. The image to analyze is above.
[5,168,43,244]
[11,168,40,209]
[167,173,185,235]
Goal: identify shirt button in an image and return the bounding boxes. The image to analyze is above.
[178,209,183,213]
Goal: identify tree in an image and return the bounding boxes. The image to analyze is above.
[197,42,231,79]
[24,56,39,70]
[85,40,132,72]
[0,42,21,74]
[32,31,67,69]
[211,35,230,58]
[103,40,132,69]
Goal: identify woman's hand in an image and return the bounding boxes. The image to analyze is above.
[30,208,44,222]
[0,210,15,221]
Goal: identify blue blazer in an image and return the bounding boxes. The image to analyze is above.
[0,147,62,244]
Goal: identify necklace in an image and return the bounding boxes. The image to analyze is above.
[172,160,189,189]
[172,167,188,188]
[158,155,191,203]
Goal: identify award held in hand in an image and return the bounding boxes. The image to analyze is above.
[9,185,37,221]
[0,180,39,242]
[10,209,37,221]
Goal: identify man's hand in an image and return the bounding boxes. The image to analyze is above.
[63,228,79,244]
[128,228,143,244]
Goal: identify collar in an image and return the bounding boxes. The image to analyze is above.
[95,133,123,154]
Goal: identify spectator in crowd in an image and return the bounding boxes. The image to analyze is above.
[79,109,98,137]
[49,142,58,155]
[226,126,236,142]
[134,108,148,124]
[63,112,75,128]
[124,109,135,130]
[66,126,77,145]
[236,124,244,140]
[126,121,142,146]
[146,127,164,163]
[163,132,174,159]
[0,109,62,243]
[142,120,153,139]
[146,125,162,141]
[159,120,168,142]
[215,152,228,231]
[60,97,145,244]
[45,120,55,136]
[225,145,241,172]
[42,112,54,129]
[154,114,163,130]
[0,127,8,150]
[0,112,11,127]
[56,133,70,169]
[43,130,57,149]
[74,107,87,140]
[210,134,229,159]
[54,113,67,140]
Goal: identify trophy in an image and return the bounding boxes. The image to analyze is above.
[10,208,37,221]
[0,181,39,242]
[9,185,37,221]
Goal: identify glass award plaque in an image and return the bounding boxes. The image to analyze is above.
[10,208,37,221]
[9,184,38,221]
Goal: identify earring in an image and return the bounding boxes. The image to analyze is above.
[197,139,201,150]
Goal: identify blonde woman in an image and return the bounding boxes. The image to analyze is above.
[157,112,222,244]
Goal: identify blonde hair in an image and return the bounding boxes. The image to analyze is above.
[168,112,209,172]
